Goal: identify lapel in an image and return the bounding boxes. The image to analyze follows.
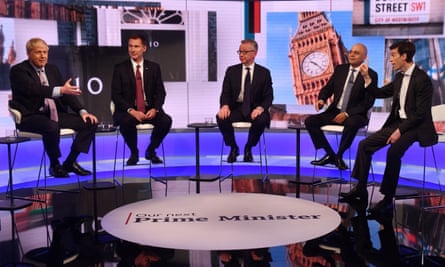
[27,61,45,85]
[142,60,149,87]
[127,60,137,91]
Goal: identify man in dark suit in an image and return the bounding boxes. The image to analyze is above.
[9,37,98,178]
[341,41,438,214]
[112,33,172,165]
[217,39,274,163]
[305,43,377,170]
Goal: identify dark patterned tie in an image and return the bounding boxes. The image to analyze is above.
[242,67,251,117]
[135,65,145,112]
[340,69,355,112]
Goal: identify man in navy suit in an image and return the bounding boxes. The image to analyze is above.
[305,43,377,170]
[341,41,438,214]
[9,37,98,178]
[112,33,172,165]
[217,39,274,163]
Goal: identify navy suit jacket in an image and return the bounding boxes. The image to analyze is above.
[366,65,437,147]
[318,63,377,120]
[111,59,166,114]
[219,63,273,113]
[9,60,84,116]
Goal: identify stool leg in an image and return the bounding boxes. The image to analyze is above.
[260,133,268,183]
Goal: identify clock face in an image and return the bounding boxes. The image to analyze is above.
[302,51,329,77]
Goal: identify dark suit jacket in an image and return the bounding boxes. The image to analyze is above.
[111,59,166,114]
[9,60,84,116]
[219,63,273,113]
[366,65,437,147]
[318,63,377,120]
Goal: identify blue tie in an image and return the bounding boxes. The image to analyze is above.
[341,69,355,112]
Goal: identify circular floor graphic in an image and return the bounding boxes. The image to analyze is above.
[102,193,341,250]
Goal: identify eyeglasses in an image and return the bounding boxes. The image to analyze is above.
[236,50,254,55]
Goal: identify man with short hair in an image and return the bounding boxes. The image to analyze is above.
[305,43,377,170]
[217,39,274,163]
[9,37,98,177]
[341,41,438,215]
[111,33,172,165]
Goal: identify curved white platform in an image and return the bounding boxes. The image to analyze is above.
[102,192,341,250]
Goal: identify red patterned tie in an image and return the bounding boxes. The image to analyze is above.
[135,65,145,112]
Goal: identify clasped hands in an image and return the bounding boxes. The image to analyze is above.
[217,105,264,120]
[130,108,158,122]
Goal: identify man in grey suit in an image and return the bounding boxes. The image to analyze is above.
[9,37,98,178]
[217,39,274,163]
[112,33,172,166]
[305,43,377,170]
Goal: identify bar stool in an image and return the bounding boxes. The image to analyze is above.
[110,102,168,196]
[8,106,79,191]
[8,107,81,266]
[219,122,268,191]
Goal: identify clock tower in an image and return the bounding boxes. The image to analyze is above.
[289,12,348,105]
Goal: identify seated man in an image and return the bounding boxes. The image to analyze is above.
[217,39,274,163]
[111,33,172,165]
[340,40,437,214]
[305,43,377,170]
[9,37,98,178]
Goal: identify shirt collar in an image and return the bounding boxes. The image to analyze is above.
[243,62,255,70]
[30,62,44,72]
[402,64,415,76]
[131,59,143,69]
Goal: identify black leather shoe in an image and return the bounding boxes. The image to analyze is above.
[145,151,163,164]
[339,185,368,200]
[368,198,394,215]
[243,146,253,162]
[49,164,69,178]
[63,161,92,176]
[367,209,393,227]
[310,154,336,166]
[227,146,239,163]
[335,158,348,170]
[126,154,139,166]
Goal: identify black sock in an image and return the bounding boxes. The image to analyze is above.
[50,158,60,167]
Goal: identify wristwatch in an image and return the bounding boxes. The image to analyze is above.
[127,108,134,113]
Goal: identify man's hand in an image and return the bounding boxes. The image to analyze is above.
[315,100,325,112]
[251,107,264,120]
[217,105,230,119]
[145,108,158,120]
[387,128,401,144]
[332,112,348,124]
[129,109,146,122]
[359,58,372,85]
[81,113,98,124]
[61,78,82,96]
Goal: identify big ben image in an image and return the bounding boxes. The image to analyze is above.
[289,11,348,105]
